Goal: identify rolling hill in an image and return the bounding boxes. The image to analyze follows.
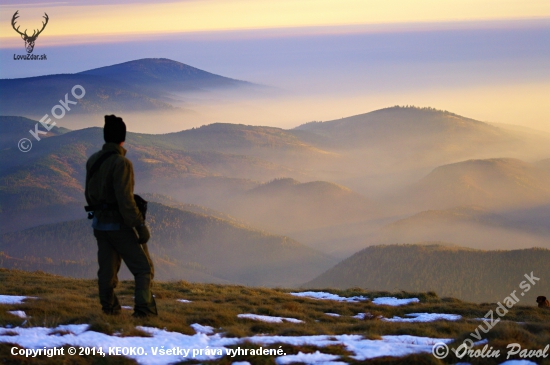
[221,178,378,235]
[0,58,253,117]
[0,118,310,232]
[379,205,550,251]
[0,116,70,150]
[305,243,550,302]
[4,106,550,255]
[0,202,337,287]
[293,106,516,151]
[404,158,550,210]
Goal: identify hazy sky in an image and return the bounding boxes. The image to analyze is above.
[0,1,549,131]
[1,0,548,42]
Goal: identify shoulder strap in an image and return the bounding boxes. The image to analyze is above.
[87,151,117,182]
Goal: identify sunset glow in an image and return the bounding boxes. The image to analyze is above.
[1,0,549,46]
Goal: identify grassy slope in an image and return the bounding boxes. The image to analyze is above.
[0,269,549,365]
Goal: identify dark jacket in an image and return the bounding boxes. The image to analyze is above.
[85,143,144,230]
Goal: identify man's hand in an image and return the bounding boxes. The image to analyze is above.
[135,224,150,244]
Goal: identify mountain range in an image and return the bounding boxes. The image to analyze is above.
[3,105,550,255]
[3,58,550,299]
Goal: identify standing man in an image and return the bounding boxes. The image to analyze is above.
[85,115,157,318]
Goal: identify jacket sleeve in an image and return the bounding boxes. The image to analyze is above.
[112,156,144,227]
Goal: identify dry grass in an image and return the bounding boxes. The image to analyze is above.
[1,269,550,364]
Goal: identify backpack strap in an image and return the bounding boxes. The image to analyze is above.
[87,150,117,183]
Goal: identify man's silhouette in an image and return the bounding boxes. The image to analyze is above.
[85,115,157,317]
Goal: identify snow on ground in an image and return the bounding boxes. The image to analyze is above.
[0,324,453,365]
[231,362,251,365]
[0,295,35,304]
[0,324,238,365]
[352,312,383,320]
[7,310,27,318]
[290,292,368,302]
[325,313,341,317]
[383,313,462,322]
[248,334,454,361]
[371,297,420,306]
[122,306,132,310]
[190,323,214,335]
[275,351,344,365]
[177,299,192,303]
[238,314,304,324]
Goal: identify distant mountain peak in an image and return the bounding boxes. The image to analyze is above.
[293,105,495,137]
[78,57,249,88]
[80,58,216,77]
[0,58,255,116]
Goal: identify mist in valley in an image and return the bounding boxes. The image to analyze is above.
[2,17,550,298]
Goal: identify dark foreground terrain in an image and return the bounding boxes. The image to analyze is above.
[0,269,549,364]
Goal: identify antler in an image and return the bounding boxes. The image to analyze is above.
[33,13,49,38]
[11,11,28,37]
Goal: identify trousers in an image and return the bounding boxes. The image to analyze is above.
[93,229,157,315]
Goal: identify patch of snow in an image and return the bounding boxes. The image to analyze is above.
[499,361,538,365]
[7,311,27,318]
[371,297,419,306]
[0,295,35,304]
[190,323,214,335]
[122,306,132,310]
[383,313,461,322]
[290,292,368,302]
[238,314,304,324]
[55,324,89,336]
[276,351,344,365]
[177,299,192,303]
[249,334,454,361]
[353,312,381,320]
[231,362,252,365]
[0,324,453,365]
[381,335,451,345]
[325,313,340,317]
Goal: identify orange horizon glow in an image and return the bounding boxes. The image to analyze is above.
[1,0,549,47]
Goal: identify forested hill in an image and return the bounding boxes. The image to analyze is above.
[305,243,550,303]
[0,202,336,287]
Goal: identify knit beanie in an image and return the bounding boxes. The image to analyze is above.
[104,115,126,143]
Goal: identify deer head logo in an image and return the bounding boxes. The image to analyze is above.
[12,11,49,54]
